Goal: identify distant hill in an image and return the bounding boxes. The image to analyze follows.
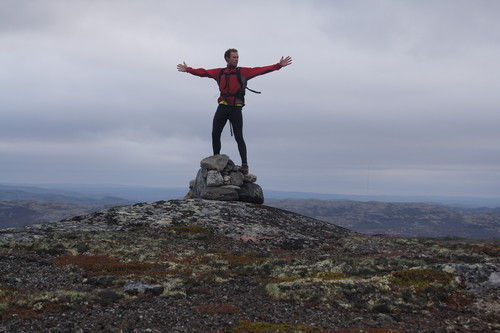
[0,200,102,229]
[0,184,189,203]
[264,189,500,209]
[267,199,500,239]
[2,184,500,238]
[0,185,134,228]
[0,184,133,206]
[3,183,500,207]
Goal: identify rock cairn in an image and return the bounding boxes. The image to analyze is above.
[185,154,264,204]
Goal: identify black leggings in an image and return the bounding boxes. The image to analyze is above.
[212,104,247,165]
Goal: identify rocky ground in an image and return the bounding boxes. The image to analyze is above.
[0,199,499,332]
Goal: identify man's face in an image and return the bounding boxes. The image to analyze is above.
[226,52,239,67]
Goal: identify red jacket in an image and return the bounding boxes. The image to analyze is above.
[186,63,282,105]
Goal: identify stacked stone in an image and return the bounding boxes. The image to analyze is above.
[185,154,264,204]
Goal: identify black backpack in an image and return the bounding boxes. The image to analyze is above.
[217,67,261,105]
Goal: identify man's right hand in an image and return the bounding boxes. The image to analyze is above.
[279,56,292,68]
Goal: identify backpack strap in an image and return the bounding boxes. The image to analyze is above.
[246,87,261,94]
[237,67,261,94]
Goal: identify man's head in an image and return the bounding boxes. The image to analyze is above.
[224,48,239,67]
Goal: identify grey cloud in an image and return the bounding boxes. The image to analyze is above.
[1,0,499,199]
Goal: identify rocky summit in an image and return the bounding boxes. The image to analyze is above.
[0,199,499,332]
[185,155,264,204]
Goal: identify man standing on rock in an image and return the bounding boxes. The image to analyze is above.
[177,48,292,175]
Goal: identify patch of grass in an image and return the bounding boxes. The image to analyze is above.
[1,306,40,320]
[334,329,404,333]
[264,272,347,284]
[165,225,213,240]
[195,303,241,315]
[53,254,158,277]
[231,320,327,332]
[389,269,451,288]
[309,272,347,280]
[222,252,269,266]
[0,289,96,319]
[470,243,500,257]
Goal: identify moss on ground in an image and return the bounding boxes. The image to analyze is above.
[389,268,452,288]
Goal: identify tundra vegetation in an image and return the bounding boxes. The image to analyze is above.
[0,199,498,332]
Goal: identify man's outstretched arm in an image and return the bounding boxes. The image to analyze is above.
[241,56,293,80]
[177,62,220,79]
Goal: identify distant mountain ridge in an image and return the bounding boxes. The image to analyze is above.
[2,184,500,238]
[0,185,134,228]
[0,200,102,229]
[0,184,132,206]
[3,183,500,208]
[267,199,500,239]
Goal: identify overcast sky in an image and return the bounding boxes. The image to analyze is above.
[1,0,499,200]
